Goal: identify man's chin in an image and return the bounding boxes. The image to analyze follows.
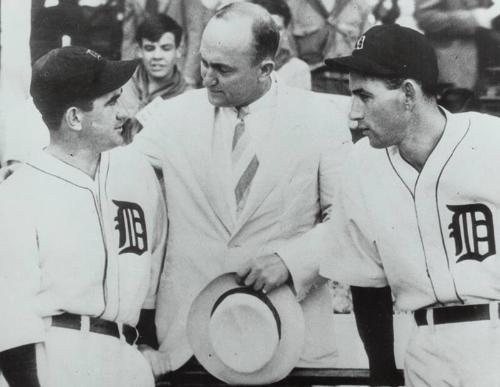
[207,91,229,107]
[148,70,173,81]
[367,137,386,149]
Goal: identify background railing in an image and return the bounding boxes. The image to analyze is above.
[157,366,405,386]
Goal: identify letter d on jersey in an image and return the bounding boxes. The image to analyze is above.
[447,203,496,263]
[113,200,148,256]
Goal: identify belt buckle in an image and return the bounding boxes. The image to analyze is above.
[131,326,139,345]
[123,324,139,345]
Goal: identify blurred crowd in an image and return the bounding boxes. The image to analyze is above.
[24,0,500,116]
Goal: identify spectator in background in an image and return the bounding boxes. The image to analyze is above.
[120,13,189,118]
[122,0,212,88]
[252,0,311,90]
[415,0,500,111]
[373,0,400,25]
[286,0,372,95]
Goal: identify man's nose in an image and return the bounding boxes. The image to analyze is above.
[202,68,218,88]
[116,105,127,122]
[349,98,364,123]
[152,46,162,58]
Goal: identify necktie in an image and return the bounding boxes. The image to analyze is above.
[232,107,259,215]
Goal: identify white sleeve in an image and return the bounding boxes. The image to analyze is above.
[131,97,169,170]
[280,157,388,290]
[0,193,45,352]
[277,95,353,299]
[141,164,168,310]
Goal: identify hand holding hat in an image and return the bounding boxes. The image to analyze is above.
[236,253,291,294]
[187,273,305,385]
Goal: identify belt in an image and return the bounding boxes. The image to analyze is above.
[51,313,138,345]
[414,304,499,326]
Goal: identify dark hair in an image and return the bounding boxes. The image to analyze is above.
[251,0,291,27]
[39,98,93,131]
[382,76,437,99]
[136,13,183,47]
[215,2,280,65]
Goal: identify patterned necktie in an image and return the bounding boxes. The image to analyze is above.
[232,107,259,215]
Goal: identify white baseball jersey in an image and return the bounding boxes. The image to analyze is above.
[0,146,167,353]
[279,109,500,386]
[282,109,500,311]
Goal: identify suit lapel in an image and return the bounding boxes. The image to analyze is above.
[186,95,234,234]
[231,85,298,238]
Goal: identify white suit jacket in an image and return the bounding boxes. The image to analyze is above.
[133,83,352,370]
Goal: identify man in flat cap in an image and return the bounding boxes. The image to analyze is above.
[0,46,167,387]
[281,23,500,387]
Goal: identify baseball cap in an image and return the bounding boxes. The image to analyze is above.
[325,24,438,91]
[30,46,138,114]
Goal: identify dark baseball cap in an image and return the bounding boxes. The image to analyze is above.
[325,24,438,91]
[30,46,138,113]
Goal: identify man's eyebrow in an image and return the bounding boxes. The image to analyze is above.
[351,88,369,96]
[106,91,122,105]
[200,56,233,70]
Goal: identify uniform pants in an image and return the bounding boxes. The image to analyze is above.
[405,315,500,387]
[35,323,155,387]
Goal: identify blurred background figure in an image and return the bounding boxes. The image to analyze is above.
[31,0,125,62]
[373,0,400,24]
[414,0,500,113]
[120,13,189,118]
[251,0,311,90]
[121,0,212,88]
[286,0,373,95]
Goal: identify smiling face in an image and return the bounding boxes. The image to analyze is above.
[81,87,127,152]
[139,32,181,81]
[200,17,268,108]
[349,72,409,149]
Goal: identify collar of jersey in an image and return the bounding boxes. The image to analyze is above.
[27,149,110,190]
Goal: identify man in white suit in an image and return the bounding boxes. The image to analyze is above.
[132,2,352,377]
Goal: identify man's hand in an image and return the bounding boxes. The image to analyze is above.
[138,344,171,379]
[236,254,290,294]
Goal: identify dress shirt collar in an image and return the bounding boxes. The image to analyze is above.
[221,73,279,118]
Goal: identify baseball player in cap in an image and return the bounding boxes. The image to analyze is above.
[278,24,500,386]
[0,47,167,387]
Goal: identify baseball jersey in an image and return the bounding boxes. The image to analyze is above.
[0,146,167,352]
[282,109,500,312]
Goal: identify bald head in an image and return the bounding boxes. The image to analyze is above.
[200,2,278,107]
[208,2,280,65]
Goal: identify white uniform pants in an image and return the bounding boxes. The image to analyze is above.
[34,324,155,387]
[405,315,500,387]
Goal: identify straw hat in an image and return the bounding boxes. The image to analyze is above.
[187,273,305,385]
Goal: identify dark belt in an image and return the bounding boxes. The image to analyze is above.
[414,304,498,326]
[51,313,138,345]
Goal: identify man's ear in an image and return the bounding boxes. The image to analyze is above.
[259,59,275,79]
[64,106,84,132]
[402,79,418,110]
